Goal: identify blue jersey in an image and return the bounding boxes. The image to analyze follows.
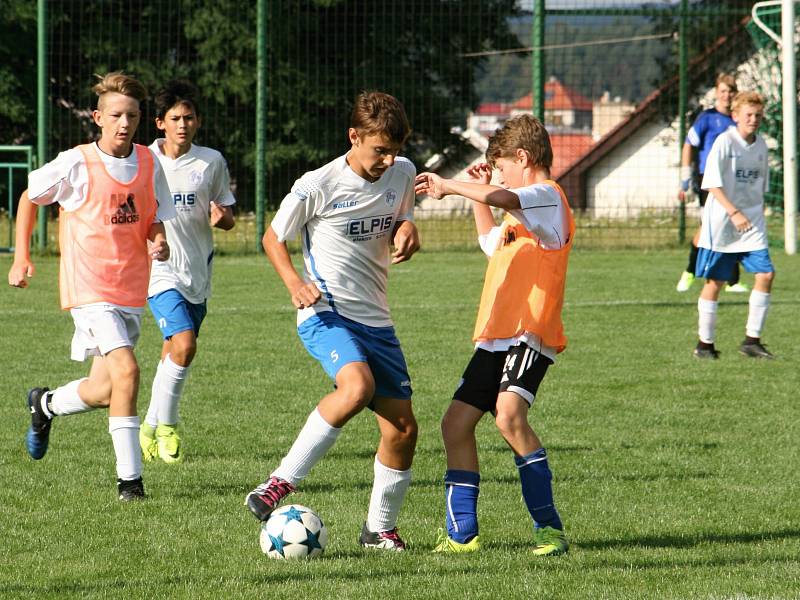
[685,108,734,174]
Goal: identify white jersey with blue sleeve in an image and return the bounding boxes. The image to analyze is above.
[270,154,416,328]
[147,140,237,303]
[700,128,769,253]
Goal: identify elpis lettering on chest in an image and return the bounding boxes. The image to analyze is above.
[346,214,394,237]
[735,168,761,180]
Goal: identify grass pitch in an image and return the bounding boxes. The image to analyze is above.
[1,249,799,599]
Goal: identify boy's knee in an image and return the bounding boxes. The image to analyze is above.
[337,374,375,411]
[494,409,528,440]
[169,337,197,365]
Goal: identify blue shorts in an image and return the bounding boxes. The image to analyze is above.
[148,289,207,339]
[695,248,774,281]
[297,311,412,401]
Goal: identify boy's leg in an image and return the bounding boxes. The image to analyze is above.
[677,227,702,291]
[360,396,417,550]
[740,261,775,358]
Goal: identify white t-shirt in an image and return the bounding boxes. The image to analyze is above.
[270,154,416,328]
[700,128,769,253]
[27,142,176,313]
[147,140,237,303]
[476,183,569,361]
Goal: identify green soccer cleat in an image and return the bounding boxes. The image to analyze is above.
[532,526,569,557]
[676,271,695,292]
[433,529,480,553]
[725,282,750,293]
[156,423,183,464]
[139,423,158,463]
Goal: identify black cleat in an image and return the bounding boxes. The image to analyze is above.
[739,340,774,359]
[245,476,296,521]
[118,477,146,501]
[359,522,406,551]
[693,344,720,360]
[25,388,53,459]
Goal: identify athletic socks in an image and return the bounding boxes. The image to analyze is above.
[109,416,143,481]
[697,298,719,344]
[155,355,189,426]
[516,448,563,531]
[366,457,412,533]
[50,378,93,416]
[745,290,770,338]
[272,408,342,486]
[444,469,480,544]
[144,360,163,429]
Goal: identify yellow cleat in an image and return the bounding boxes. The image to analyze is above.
[433,529,480,553]
[139,423,158,463]
[155,423,183,464]
[532,526,569,556]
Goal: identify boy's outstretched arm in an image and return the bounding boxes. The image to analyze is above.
[262,226,321,309]
[148,222,171,261]
[391,220,420,264]
[210,201,235,230]
[415,171,520,210]
[8,190,38,288]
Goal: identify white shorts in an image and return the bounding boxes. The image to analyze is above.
[69,304,143,361]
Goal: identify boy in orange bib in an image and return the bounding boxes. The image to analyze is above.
[415,115,573,556]
[8,72,175,500]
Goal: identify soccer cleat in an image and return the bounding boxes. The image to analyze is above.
[155,423,183,464]
[725,282,750,293]
[245,476,296,521]
[676,271,695,292]
[359,522,406,551]
[118,477,146,501]
[433,529,480,553]
[532,526,569,556]
[693,343,720,360]
[25,387,53,460]
[139,423,158,463]
[739,340,774,359]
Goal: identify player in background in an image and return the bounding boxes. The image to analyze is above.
[676,73,748,294]
[415,114,571,556]
[140,80,236,464]
[7,71,175,500]
[245,91,420,551]
[693,91,774,360]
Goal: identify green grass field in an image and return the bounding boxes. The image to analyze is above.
[1,249,799,599]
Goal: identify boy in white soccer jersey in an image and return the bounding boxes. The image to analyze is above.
[415,114,571,556]
[140,80,236,464]
[7,72,175,500]
[693,91,775,360]
[245,91,420,551]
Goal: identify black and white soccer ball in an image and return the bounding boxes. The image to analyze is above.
[259,504,328,559]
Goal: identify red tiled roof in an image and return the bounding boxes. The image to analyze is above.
[511,79,593,112]
[474,102,509,115]
[550,134,595,179]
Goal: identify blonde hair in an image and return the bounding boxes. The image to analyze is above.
[350,91,411,145]
[92,71,147,108]
[485,114,552,169]
[715,72,737,92]
[732,90,765,112]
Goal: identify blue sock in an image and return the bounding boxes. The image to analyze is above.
[515,448,563,531]
[444,470,480,543]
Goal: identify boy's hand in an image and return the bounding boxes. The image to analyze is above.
[209,201,225,226]
[730,211,752,233]
[8,259,35,288]
[150,240,170,261]
[391,220,420,264]
[289,281,322,309]
[414,172,447,198]
[466,163,492,185]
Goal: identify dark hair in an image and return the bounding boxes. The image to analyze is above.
[350,91,411,145]
[154,80,200,120]
[486,114,553,169]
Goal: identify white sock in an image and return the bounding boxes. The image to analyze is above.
[697,298,719,344]
[155,354,189,426]
[144,360,163,429]
[109,416,143,481]
[272,409,341,486]
[746,290,771,338]
[366,457,412,533]
[50,378,93,416]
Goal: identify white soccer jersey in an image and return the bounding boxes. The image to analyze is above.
[147,140,237,303]
[270,154,416,328]
[700,127,769,253]
[27,142,175,223]
[476,182,570,361]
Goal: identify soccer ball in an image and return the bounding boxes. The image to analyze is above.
[259,504,329,559]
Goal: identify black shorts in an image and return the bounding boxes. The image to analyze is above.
[453,342,553,413]
[692,174,709,207]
